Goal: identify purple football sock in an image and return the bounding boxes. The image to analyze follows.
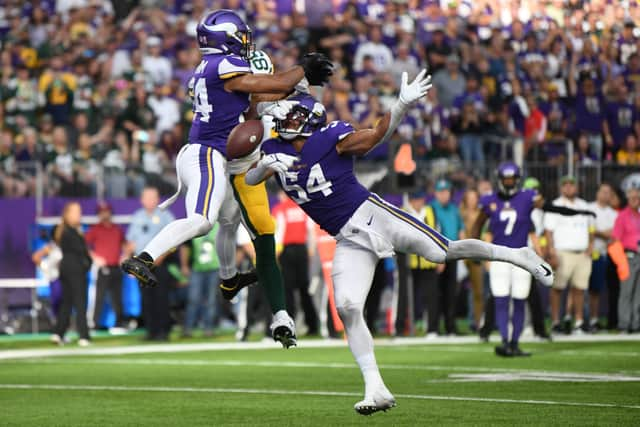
[511,298,526,345]
[494,296,510,343]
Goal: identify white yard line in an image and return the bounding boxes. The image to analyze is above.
[7,357,640,381]
[1,334,639,360]
[0,383,638,410]
[559,350,640,357]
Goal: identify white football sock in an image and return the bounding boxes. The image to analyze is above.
[216,220,239,280]
[144,215,212,260]
[338,304,385,397]
[446,239,542,274]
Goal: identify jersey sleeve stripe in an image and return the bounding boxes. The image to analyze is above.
[219,71,250,80]
[368,195,450,251]
[219,58,252,78]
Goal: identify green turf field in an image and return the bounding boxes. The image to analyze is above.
[1,338,639,426]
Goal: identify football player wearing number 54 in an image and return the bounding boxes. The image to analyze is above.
[245,70,556,415]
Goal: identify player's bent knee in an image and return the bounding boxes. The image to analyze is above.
[190,214,214,236]
[337,304,364,328]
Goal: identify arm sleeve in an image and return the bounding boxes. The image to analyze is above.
[218,56,252,80]
[327,121,356,146]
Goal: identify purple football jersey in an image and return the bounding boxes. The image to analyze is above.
[606,101,636,147]
[479,189,536,248]
[261,121,370,235]
[188,54,251,156]
[573,94,604,134]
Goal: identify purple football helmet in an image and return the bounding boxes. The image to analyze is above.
[275,94,327,139]
[497,161,521,196]
[197,9,254,60]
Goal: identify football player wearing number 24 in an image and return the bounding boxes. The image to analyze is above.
[121,9,332,348]
[245,70,555,415]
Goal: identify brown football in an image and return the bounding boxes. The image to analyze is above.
[226,120,263,159]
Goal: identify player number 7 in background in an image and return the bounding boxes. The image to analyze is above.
[280,163,333,204]
[499,209,517,236]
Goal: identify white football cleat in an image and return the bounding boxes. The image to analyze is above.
[518,248,554,287]
[270,310,297,349]
[354,387,396,416]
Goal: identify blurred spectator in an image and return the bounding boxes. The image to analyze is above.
[4,64,38,129]
[403,191,440,337]
[38,56,76,125]
[429,179,464,335]
[459,188,484,330]
[451,98,485,172]
[391,43,419,86]
[545,176,594,334]
[611,187,640,333]
[180,224,220,338]
[85,202,126,331]
[125,186,175,341]
[148,83,180,135]
[587,183,618,332]
[604,84,639,156]
[51,201,92,346]
[432,54,465,108]
[570,75,605,160]
[353,24,393,74]
[425,29,452,74]
[273,191,319,336]
[142,36,172,86]
[616,134,640,165]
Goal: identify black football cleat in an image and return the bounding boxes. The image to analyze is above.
[510,342,532,357]
[122,256,157,288]
[495,342,514,357]
[219,270,258,301]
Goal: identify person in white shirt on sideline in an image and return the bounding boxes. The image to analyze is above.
[545,176,595,335]
[586,183,618,332]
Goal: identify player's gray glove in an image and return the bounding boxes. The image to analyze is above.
[257,100,297,120]
[259,153,299,174]
[398,69,432,105]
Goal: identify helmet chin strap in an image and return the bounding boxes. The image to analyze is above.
[280,132,298,140]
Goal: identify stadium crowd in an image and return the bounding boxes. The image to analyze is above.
[1,0,640,197]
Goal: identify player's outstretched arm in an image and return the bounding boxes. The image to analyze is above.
[245,153,299,185]
[225,53,333,94]
[336,70,432,156]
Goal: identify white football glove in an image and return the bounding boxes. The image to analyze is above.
[257,100,297,120]
[399,69,432,106]
[259,153,299,174]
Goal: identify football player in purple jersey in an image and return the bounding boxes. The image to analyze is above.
[245,71,556,415]
[471,163,595,356]
[121,9,332,348]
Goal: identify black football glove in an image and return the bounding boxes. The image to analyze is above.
[299,53,334,86]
